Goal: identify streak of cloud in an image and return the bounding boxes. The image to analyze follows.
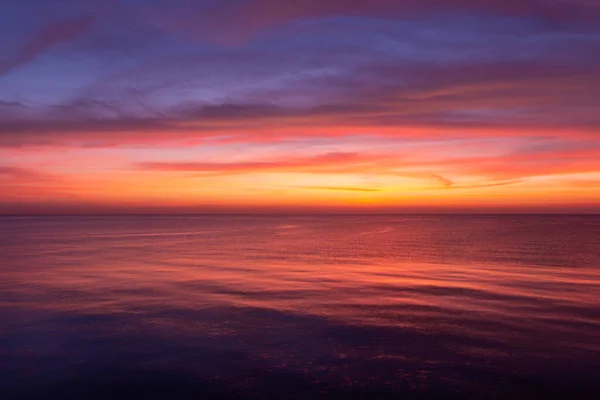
[288,186,382,192]
[0,14,95,75]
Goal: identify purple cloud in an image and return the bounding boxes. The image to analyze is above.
[0,14,95,75]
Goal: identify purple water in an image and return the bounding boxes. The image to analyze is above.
[1,215,599,399]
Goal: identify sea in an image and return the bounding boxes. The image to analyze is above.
[1,215,599,399]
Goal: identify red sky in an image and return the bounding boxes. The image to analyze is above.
[1,0,599,213]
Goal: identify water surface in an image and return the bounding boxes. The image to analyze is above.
[1,215,599,399]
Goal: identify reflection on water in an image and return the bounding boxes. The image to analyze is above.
[1,215,599,399]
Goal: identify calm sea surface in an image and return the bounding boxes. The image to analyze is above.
[1,215,599,399]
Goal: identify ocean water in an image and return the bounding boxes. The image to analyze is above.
[1,215,599,399]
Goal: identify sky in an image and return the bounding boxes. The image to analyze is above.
[1,0,599,214]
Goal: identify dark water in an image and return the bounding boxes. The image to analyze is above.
[1,215,599,399]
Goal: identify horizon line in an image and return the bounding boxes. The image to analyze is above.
[2,213,599,217]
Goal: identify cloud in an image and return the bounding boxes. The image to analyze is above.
[189,0,600,44]
[0,14,95,75]
[0,166,51,181]
[424,173,523,190]
[0,165,63,200]
[0,0,599,213]
[133,144,599,190]
[448,179,524,190]
[0,53,598,146]
[137,152,366,175]
[1,0,598,148]
[430,174,453,188]
[287,186,382,192]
